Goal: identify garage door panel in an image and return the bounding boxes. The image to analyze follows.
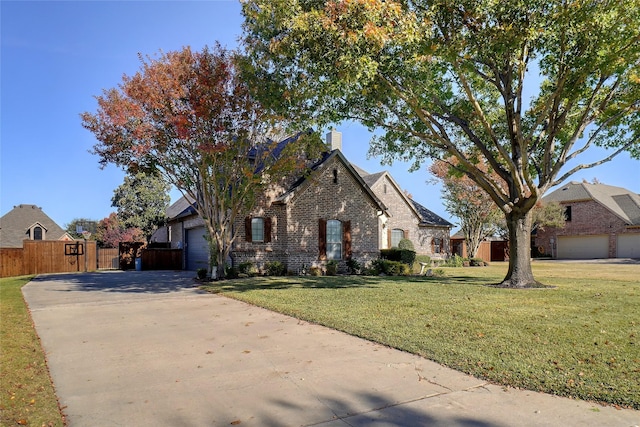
[557,235,608,259]
[617,234,640,258]
[186,227,209,271]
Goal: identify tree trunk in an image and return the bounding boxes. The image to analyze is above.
[500,208,541,288]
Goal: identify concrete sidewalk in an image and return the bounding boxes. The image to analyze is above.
[24,271,639,426]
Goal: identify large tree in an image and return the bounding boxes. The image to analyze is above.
[111,172,170,243]
[242,0,640,287]
[82,44,321,278]
[94,212,144,249]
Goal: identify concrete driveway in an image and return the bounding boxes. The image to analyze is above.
[23,271,640,426]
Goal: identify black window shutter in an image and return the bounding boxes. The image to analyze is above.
[245,216,252,242]
[264,217,272,243]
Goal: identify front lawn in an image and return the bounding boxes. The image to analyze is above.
[0,276,65,427]
[202,261,640,409]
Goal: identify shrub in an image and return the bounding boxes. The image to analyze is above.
[380,248,416,267]
[265,261,286,276]
[444,254,465,267]
[309,266,322,276]
[225,265,239,279]
[470,258,485,267]
[346,258,361,275]
[326,260,338,276]
[369,259,410,276]
[238,261,255,275]
[196,268,208,280]
[398,238,415,251]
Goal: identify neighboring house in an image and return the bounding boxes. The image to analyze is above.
[535,181,640,259]
[356,165,452,259]
[0,204,74,248]
[165,131,452,271]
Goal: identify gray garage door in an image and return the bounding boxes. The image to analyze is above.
[557,235,608,259]
[617,234,640,258]
[186,227,209,271]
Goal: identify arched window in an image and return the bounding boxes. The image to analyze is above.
[33,226,43,240]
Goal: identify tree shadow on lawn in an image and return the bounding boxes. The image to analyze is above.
[203,274,494,293]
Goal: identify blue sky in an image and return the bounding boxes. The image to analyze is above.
[2,1,639,231]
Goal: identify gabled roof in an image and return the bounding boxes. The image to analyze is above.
[166,194,197,221]
[275,150,389,215]
[543,181,640,225]
[355,167,452,228]
[410,199,454,227]
[0,204,71,248]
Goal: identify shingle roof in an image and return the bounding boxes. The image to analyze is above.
[410,199,454,227]
[543,181,640,225]
[166,195,197,220]
[0,204,70,248]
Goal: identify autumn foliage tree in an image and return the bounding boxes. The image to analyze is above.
[242,0,640,287]
[94,213,144,248]
[82,44,320,278]
[429,158,502,258]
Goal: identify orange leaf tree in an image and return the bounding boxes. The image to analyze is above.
[82,44,320,278]
[429,158,503,258]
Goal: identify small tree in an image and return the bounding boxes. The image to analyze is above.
[94,213,144,248]
[429,158,503,258]
[82,44,322,279]
[111,172,170,243]
[65,218,98,240]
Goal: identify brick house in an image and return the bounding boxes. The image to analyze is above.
[0,204,74,248]
[534,181,640,259]
[164,131,452,271]
[356,167,452,259]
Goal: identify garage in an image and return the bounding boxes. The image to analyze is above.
[617,234,640,258]
[186,227,209,271]
[557,235,609,259]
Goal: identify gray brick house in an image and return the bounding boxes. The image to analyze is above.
[535,181,640,259]
[164,131,452,271]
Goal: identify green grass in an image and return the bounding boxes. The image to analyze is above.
[0,276,65,427]
[202,261,640,409]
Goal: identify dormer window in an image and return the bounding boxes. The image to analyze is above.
[26,222,47,241]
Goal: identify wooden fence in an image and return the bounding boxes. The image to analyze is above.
[0,241,98,277]
[97,248,119,270]
[141,249,183,270]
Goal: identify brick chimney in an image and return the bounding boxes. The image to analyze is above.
[326,130,342,152]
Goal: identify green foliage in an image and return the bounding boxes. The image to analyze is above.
[469,258,486,267]
[196,268,208,280]
[380,248,416,267]
[370,259,410,276]
[265,261,286,276]
[111,172,170,242]
[444,254,465,267]
[225,265,239,279]
[326,260,338,276]
[397,238,414,251]
[346,258,361,275]
[238,261,255,276]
